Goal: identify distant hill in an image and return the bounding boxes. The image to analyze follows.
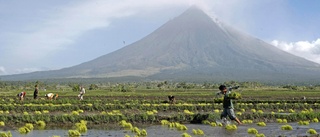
[2,6,320,84]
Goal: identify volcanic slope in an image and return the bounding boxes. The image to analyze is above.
[2,7,320,83]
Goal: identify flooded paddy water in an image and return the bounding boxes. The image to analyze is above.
[3,122,320,137]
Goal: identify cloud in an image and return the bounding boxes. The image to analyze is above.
[4,0,201,64]
[0,66,6,75]
[13,67,45,74]
[271,38,320,64]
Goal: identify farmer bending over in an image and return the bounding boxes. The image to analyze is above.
[17,91,26,101]
[45,93,59,100]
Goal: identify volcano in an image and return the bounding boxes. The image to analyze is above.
[2,6,320,83]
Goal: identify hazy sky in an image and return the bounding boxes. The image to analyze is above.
[1,0,320,75]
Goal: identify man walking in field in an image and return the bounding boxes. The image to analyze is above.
[33,85,39,99]
[78,86,85,100]
[219,85,242,125]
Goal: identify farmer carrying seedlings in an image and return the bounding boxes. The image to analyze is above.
[218,85,242,125]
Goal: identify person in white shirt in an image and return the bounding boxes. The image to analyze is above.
[78,86,85,100]
[45,93,58,100]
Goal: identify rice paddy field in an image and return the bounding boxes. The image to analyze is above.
[0,81,320,137]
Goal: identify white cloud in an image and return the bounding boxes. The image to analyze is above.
[271,38,320,64]
[13,67,43,74]
[0,66,6,75]
[4,0,200,65]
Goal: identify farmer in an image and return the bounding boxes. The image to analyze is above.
[218,85,242,125]
[33,85,39,99]
[168,95,175,104]
[17,91,26,101]
[45,93,59,100]
[78,86,85,100]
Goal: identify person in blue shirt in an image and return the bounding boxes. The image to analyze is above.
[219,85,242,125]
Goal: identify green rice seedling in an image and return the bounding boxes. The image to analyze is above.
[42,110,49,114]
[257,122,266,127]
[36,120,46,129]
[201,120,210,125]
[0,121,4,126]
[240,109,245,112]
[210,122,217,127]
[282,119,287,123]
[307,129,317,134]
[192,129,204,135]
[168,122,175,128]
[124,135,130,137]
[288,109,295,113]
[225,124,237,130]
[298,120,309,125]
[25,123,34,130]
[75,122,87,133]
[312,118,319,122]
[276,119,282,123]
[34,111,42,115]
[181,133,192,137]
[255,133,265,137]
[214,109,220,113]
[23,112,29,115]
[177,124,188,131]
[242,120,253,124]
[72,111,79,116]
[119,120,133,130]
[251,109,256,113]
[77,109,84,113]
[281,124,293,130]
[132,127,141,135]
[161,120,170,125]
[184,110,194,115]
[228,92,241,99]
[18,127,30,134]
[0,131,12,137]
[236,112,242,116]
[146,111,155,115]
[140,129,147,136]
[247,128,258,134]
[68,130,81,137]
[257,110,263,114]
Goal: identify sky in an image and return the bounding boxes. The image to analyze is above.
[1,0,320,75]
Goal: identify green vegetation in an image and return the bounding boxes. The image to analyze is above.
[0,80,320,137]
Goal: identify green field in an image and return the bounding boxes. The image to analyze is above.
[0,81,320,136]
